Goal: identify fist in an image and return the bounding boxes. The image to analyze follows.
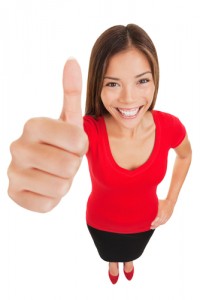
[7,59,88,212]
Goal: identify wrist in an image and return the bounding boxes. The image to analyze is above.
[165,197,177,207]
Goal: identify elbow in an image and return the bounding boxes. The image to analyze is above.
[187,144,192,164]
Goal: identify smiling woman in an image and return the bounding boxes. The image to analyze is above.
[83,24,191,283]
[7,23,192,285]
[85,24,159,118]
[100,48,155,128]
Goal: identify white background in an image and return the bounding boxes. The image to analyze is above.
[0,0,199,299]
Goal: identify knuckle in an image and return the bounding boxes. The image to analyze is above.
[23,117,44,137]
[60,157,81,178]
[7,163,12,180]
[55,178,71,198]
[7,162,17,182]
[7,182,12,197]
[9,139,25,161]
[41,199,61,213]
[7,179,19,201]
[23,118,37,135]
[70,157,82,175]
[76,130,89,155]
[9,140,19,157]
[7,185,16,201]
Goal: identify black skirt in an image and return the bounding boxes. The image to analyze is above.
[87,225,155,262]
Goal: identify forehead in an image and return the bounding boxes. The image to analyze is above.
[105,48,151,75]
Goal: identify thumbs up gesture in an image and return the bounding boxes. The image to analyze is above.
[7,59,88,212]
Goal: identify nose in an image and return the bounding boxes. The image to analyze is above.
[119,85,138,104]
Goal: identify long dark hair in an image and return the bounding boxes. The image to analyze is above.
[85,24,159,117]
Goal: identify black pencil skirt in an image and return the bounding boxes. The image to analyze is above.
[87,225,155,262]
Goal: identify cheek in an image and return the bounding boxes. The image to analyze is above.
[101,90,116,107]
[100,91,106,107]
[144,86,155,100]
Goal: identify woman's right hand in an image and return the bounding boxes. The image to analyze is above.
[7,59,88,212]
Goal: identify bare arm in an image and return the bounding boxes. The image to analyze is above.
[151,134,192,229]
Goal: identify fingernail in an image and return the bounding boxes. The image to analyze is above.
[67,56,76,61]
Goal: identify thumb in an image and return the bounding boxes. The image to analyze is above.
[60,58,83,127]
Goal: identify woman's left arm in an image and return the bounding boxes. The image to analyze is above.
[151,134,192,229]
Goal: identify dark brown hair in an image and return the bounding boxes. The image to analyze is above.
[85,24,159,117]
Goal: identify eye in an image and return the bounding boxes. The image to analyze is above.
[138,78,150,84]
[105,82,119,87]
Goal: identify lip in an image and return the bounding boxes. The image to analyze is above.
[116,106,143,119]
[117,107,140,110]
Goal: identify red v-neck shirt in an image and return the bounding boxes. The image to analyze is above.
[83,110,186,234]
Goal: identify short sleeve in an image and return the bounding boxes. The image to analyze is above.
[83,115,99,156]
[170,115,186,148]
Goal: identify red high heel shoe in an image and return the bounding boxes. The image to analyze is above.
[108,271,119,284]
[123,265,134,281]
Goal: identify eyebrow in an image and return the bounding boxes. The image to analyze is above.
[135,71,152,78]
[104,71,152,81]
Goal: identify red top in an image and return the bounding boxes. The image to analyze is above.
[83,110,186,234]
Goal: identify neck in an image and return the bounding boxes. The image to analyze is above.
[104,114,147,139]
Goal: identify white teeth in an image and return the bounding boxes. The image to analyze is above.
[118,107,140,117]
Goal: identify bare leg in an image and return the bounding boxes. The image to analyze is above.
[124,261,134,272]
[123,261,134,280]
[109,262,119,276]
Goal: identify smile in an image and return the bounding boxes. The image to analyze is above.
[117,107,143,118]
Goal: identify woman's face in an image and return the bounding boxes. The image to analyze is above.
[101,48,155,129]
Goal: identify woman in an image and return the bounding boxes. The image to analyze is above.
[8,24,192,284]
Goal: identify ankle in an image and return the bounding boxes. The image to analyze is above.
[109,262,119,276]
[124,262,133,272]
